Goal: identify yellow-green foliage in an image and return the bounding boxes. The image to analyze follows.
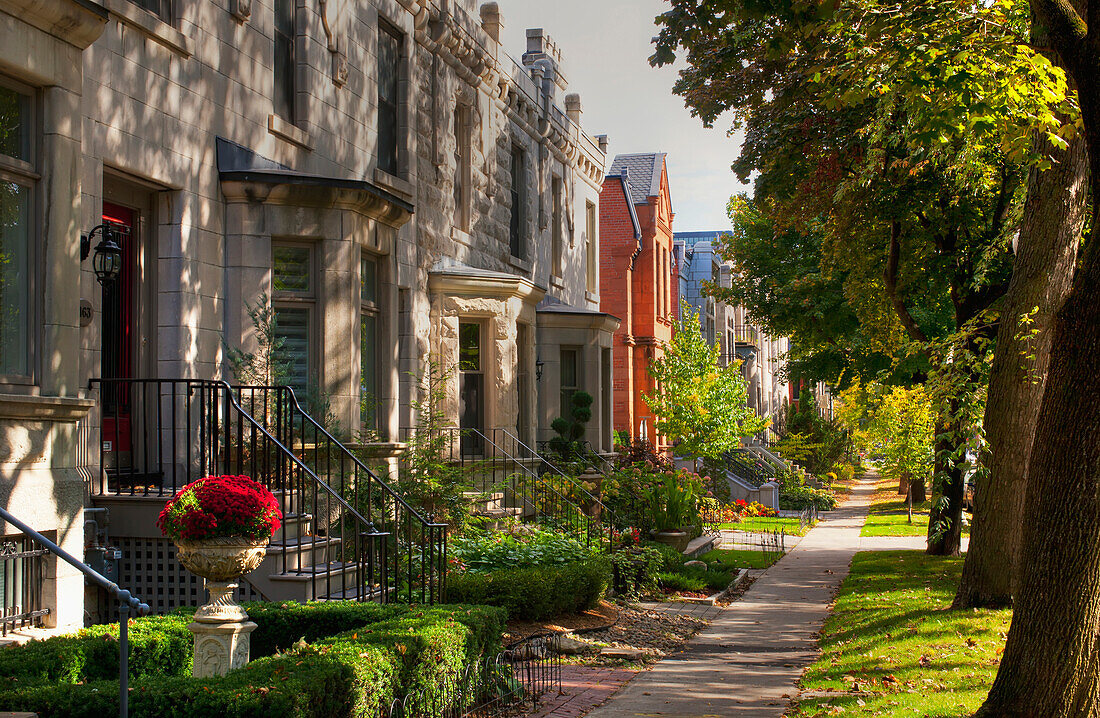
[870,386,934,490]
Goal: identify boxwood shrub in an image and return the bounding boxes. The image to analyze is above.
[0,603,506,718]
[445,556,611,620]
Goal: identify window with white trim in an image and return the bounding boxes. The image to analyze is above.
[585,201,597,293]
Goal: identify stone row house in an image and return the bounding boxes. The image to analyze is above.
[0,0,615,633]
[673,231,790,433]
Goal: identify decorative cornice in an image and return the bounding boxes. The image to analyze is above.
[428,270,545,304]
[0,0,107,49]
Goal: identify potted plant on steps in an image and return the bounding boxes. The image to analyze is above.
[158,474,282,678]
[645,474,698,553]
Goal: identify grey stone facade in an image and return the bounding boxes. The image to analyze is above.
[0,0,613,631]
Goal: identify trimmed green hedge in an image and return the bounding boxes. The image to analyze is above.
[445,556,611,620]
[0,603,506,718]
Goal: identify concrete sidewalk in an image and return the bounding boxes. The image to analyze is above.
[586,475,877,718]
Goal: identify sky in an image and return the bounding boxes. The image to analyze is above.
[499,0,751,233]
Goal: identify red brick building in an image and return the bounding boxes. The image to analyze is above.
[599,153,678,446]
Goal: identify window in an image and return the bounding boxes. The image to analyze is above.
[453,105,471,231]
[273,0,296,121]
[509,146,525,259]
[0,84,33,380]
[272,244,314,397]
[378,23,402,176]
[361,255,381,432]
[517,324,530,442]
[560,348,579,419]
[132,0,171,22]
[585,201,597,293]
[551,176,562,277]
[458,322,484,455]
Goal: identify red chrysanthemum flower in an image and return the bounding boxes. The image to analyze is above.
[158,475,282,542]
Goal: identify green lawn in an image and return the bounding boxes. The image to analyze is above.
[861,498,932,536]
[788,551,1010,718]
[862,499,971,537]
[698,547,784,570]
[718,516,813,536]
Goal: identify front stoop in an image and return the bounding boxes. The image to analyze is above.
[683,534,718,558]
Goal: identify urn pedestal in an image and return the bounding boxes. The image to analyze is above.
[175,537,268,678]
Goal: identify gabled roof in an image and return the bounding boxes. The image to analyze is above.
[608,153,667,206]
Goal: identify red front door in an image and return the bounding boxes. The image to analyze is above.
[101,203,135,457]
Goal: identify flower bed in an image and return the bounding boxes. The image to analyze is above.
[0,602,505,718]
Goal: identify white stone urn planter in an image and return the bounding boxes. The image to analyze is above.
[174,536,268,678]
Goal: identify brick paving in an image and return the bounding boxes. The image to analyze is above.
[527,666,640,718]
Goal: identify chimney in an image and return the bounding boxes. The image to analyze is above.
[595,134,609,153]
[565,93,582,125]
[479,3,502,43]
[523,28,568,95]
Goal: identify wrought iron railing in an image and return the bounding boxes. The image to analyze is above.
[89,379,445,605]
[733,324,760,347]
[0,535,49,635]
[400,427,612,550]
[490,429,614,521]
[536,438,615,475]
[0,505,149,718]
[234,385,447,604]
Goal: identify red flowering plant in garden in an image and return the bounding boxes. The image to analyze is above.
[157,475,282,542]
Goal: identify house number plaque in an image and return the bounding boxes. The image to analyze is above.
[79,299,93,327]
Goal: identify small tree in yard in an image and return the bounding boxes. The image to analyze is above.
[644,302,768,466]
[872,386,935,513]
[549,391,593,465]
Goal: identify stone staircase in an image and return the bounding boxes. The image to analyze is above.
[463,491,523,530]
[242,491,384,603]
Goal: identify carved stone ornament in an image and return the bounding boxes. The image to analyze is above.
[175,536,268,676]
[232,0,251,22]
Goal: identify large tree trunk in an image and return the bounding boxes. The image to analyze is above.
[926,416,964,556]
[976,7,1099,709]
[953,131,1087,609]
[952,0,1089,609]
[973,222,1100,716]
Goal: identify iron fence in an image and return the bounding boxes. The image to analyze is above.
[379,637,561,718]
[798,504,819,533]
[0,535,49,635]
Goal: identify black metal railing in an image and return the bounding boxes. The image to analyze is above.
[89,378,446,606]
[490,429,615,525]
[400,427,612,550]
[733,324,760,347]
[0,535,49,635]
[379,636,561,717]
[0,505,150,718]
[536,438,616,476]
[798,504,819,533]
[234,385,447,604]
[721,451,770,488]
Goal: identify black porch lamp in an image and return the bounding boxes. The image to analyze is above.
[535,358,544,382]
[81,224,123,286]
